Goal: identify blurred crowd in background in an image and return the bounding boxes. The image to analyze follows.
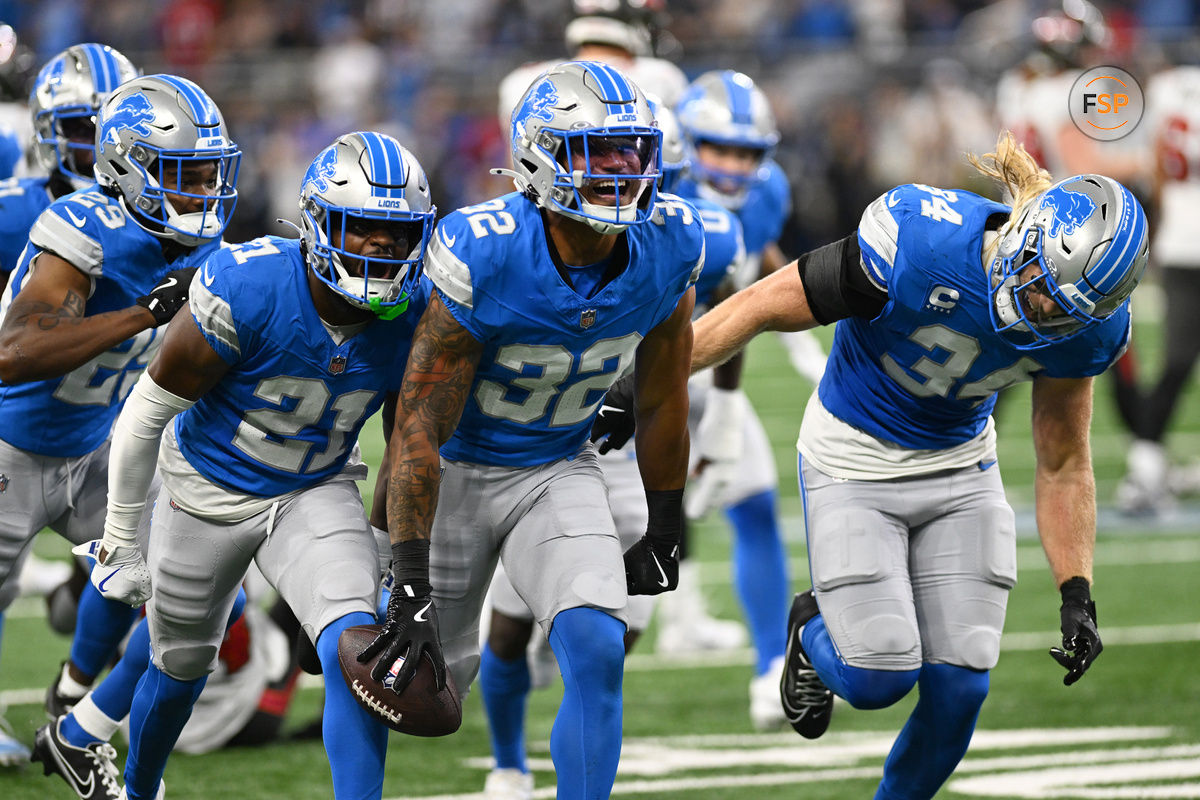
[0,0,1192,252]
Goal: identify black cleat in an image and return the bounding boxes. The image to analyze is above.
[780,590,834,739]
[31,718,122,800]
[45,663,86,720]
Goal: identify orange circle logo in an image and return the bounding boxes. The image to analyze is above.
[1069,66,1144,141]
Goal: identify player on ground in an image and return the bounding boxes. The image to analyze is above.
[83,130,434,800]
[363,61,698,800]
[0,70,232,769]
[686,132,1145,800]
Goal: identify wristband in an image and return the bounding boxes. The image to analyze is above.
[391,540,432,596]
[645,488,684,548]
[1059,576,1092,607]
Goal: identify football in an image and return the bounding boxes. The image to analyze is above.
[337,624,462,737]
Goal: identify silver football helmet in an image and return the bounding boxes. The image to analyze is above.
[506,60,661,234]
[989,174,1148,349]
[299,131,435,319]
[30,43,139,188]
[94,74,240,247]
[675,70,779,209]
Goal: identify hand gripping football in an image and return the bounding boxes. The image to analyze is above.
[337,624,462,736]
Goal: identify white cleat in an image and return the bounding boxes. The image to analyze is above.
[484,767,533,800]
[749,655,788,731]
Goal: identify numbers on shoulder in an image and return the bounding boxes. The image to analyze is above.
[229,238,282,264]
[67,192,125,230]
[461,198,516,239]
[911,184,962,226]
[651,197,696,226]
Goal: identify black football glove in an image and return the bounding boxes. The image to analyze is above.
[357,541,447,694]
[590,373,635,454]
[137,267,198,326]
[1048,576,1102,686]
[624,489,683,595]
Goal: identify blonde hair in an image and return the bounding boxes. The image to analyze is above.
[967,131,1054,263]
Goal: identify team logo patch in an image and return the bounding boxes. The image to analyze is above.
[100,93,156,153]
[513,78,559,140]
[0,473,8,493]
[1043,187,1097,238]
[580,309,597,329]
[304,147,339,194]
[329,355,347,374]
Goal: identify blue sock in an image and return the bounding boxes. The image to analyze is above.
[801,614,919,709]
[547,607,624,800]
[124,662,206,800]
[70,576,140,679]
[875,663,989,800]
[725,489,789,674]
[317,611,387,800]
[479,641,532,772]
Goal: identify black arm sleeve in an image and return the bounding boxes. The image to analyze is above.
[795,233,888,325]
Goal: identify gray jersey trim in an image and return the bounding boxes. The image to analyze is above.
[425,231,474,309]
[189,273,240,357]
[29,212,103,276]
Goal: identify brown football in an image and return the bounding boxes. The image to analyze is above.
[336,624,462,737]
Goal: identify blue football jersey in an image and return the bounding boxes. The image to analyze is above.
[0,187,221,457]
[820,183,1131,450]
[0,176,53,275]
[177,236,427,497]
[677,159,790,259]
[424,192,704,466]
[0,128,21,181]
[690,197,744,307]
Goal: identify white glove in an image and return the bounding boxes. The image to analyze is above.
[73,540,152,607]
[686,387,747,519]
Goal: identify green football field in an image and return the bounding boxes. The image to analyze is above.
[2,313,1198,800]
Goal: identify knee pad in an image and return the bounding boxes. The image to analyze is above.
[160,644,220,681]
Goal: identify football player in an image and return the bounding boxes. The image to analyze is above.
[1115,61,1200,514]
[365,61,698,800]
[475,99,745,799]
[690,132,1145,800]
[673,68,822,729]
[0,70,233,772]
[83,130,434,800]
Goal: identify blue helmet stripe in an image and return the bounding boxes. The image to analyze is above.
[724,72,752,125]
[358,131,406,198]
[1086,184,1146,296]
[581,61,636,115]
[80,45,114,93]
[159,74,221,128]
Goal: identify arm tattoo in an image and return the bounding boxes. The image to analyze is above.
[386,298,482,542]
[9,290,85,332]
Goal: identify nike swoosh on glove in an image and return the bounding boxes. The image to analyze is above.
[623,536,679,596]
[73,540,152,606]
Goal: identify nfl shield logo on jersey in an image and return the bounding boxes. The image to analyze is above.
[329,355,347,374]
[0,474,7,493]
[580,309,597,329]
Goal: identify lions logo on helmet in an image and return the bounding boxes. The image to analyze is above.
[512,78,559,142]
[100,93,155,152]
[304,147,339,194]
[1043,187,1096,238]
